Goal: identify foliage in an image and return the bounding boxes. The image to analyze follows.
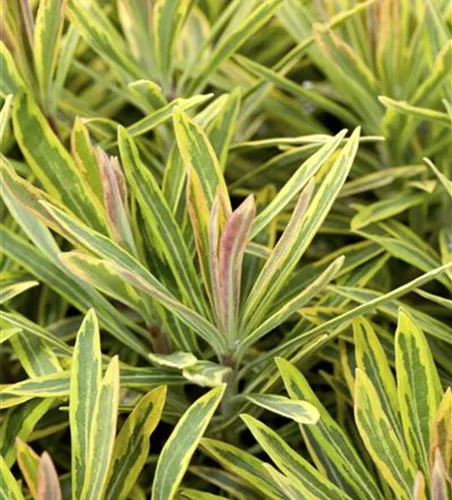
[0,0,451,498]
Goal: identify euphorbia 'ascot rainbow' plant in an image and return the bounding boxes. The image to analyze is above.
[1,95,361,376]
[1,0,451,498]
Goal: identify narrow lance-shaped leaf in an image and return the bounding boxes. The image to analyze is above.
[200,438,285,500]
[0,94,13,143]
[12,92,106,232]
[34,0,67,112]
[153,0,191,92]
[118,126,207,315]
[0,399,53,465]
[246,395,319,424]
[251,262,452,368]
[148,352,197,369]
[208,88,241,170]
[67,0,141,80]
[0,311,71,355]
[351,191,429,230]
[424,157,452,198]
[105,386,167,500]
[276,358,384,500]
[251,129,347,238]
[71,118,104,206]
[218,195,256,341]
[187,0,283,93]
[353,317,402,440]
[354,368,417,500]
[81,356,120,500]
[241,256,344,350]
[182,361,232,388]
[152,385,225,500]
[241,415,352,500]
[0,280,38,304]
[174,107,231,211]
[96,147,137,254]
[37,452,62,500]
[0,41,25,96]
[16,438,40,498]
[0,455,25,500]
[241,178,315,334]
[379,96,452,128]
[429,388,452,477]
[243,128,360,333]
[59,251,143,314]
[40,201,224,354]
[395,309,443,477]
[70,310,102,499]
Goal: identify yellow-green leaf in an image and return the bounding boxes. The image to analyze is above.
[152,385,225,500]
[105,386,167,500]
[395,309,443,477]
[354,369,417,500]
[246,395,319,424]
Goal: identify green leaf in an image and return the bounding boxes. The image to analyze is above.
[182,362,232,387]
[187,0,283,92]
[34,0,67,111]
[246,395,319,424]
[153,0,192,92]
[237,55,357,125]
[351,191,430,229]
[208,88,241,170]
[70,310,102,499]
[241,415,352,500]
[0,279,38,304]
[256,262,452,366]
[2,368,184,408]
[81,356,120,500]
[354,368,417,500]
[353,318,402,440]
[10,330,63,378]
[200,438,285,500]
[0,311,71,355]
[16,439,40,498]
[105,386,166,500]
[0,94,14,144]
[148,352,198,369]
[241,256,344,350]
[424,157,452,198]
[178,489,229,500]
[0,327,21,344]
[12,92,105,232]
[0,41,25,96]
[41,201,223,354]
[379,96,452,128]
[125,94,213,140]
[67,0,141,80]
[276,358,384,500]
[243,128,360,332]
[430,389,452,478]
[251,130,347,238]
[118,126,207,315]
[174,107,230,210]
[395,309,443,477]
[0,455,25,500]
[152,385,225,500]
[0,399,53,465]
[59,251,143,313]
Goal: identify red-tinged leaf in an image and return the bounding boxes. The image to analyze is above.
[218,195,256,339]
[96,147,135,253]
[37,452,62,500]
